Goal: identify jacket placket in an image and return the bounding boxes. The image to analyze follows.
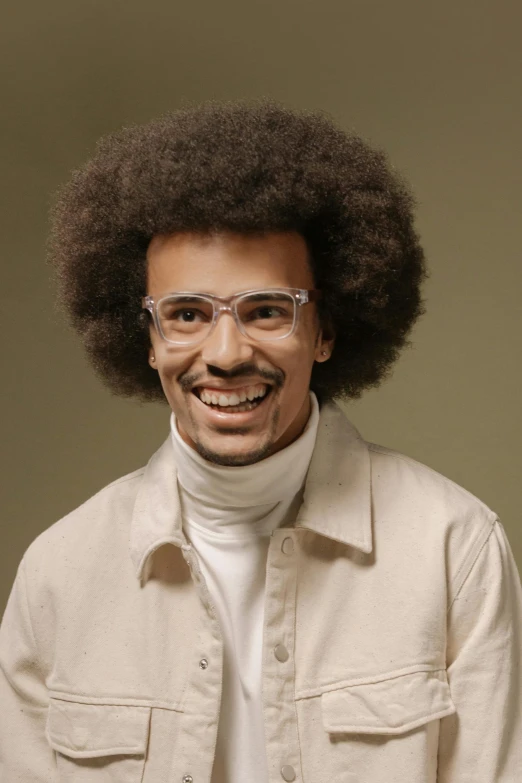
[169,543,224,783]
[262,528,302,783]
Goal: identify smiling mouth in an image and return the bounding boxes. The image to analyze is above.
[192,383,272,413]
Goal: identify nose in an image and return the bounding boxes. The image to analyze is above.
[200,311,255,370]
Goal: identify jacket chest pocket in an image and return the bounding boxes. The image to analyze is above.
[46,698,151,782]
[321,668,456,736]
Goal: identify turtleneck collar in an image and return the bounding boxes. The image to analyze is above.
[170,392,320,537]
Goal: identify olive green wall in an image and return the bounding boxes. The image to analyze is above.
[2,0,521,611]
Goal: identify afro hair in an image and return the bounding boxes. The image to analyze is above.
[49,100,427,403]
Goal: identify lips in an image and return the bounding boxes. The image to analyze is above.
[194,383,269,408]
[190,383,273,418]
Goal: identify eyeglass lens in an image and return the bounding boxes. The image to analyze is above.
[157,292,296,344]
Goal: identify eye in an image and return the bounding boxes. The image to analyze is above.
[250,306,286,320]
[164,307,208,322]
[248,305,287,321]
[174,309,203,322]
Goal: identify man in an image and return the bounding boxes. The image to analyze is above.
[0,101,520,782]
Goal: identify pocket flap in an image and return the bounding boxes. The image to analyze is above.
[321,669,456,735]
[46,698,151,759]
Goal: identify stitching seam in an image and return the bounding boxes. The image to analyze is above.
[448,519,496,610]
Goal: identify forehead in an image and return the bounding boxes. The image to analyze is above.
[146,231,314,295]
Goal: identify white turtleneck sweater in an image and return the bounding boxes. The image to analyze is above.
[170,393,320,783]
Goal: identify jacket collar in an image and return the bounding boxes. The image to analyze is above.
[130,401,372,580]
[294,402,372,552]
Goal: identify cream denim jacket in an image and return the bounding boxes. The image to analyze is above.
[1,402,521,782]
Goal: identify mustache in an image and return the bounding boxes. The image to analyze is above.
[179,363,285,391]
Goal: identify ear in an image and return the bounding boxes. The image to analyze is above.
[314,327,335,363]
[148,346,157,370]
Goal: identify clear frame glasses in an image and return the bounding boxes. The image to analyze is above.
[141,288,321,346]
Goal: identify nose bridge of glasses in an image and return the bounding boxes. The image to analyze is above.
[212,299,246,339]
[215,300,234,316]
[212,296,248,332]
[201,299,255,365]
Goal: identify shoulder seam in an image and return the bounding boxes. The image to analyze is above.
[448,518,498,610]
[367,442,497,519]
[19,557,41,663]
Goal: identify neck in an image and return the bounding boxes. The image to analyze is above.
[169,392,320,535]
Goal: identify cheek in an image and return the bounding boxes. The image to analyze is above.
[155,364,188,406]
[288,331,318,369]
[157,349,197,384]
[272,341,316,391]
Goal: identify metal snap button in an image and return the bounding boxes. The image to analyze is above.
[281,537,294,555]
[199,658,209,670]
[182,776,193,783]
[281,764,296,781]
[274,643,289,662]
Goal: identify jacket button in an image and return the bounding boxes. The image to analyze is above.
[199,658,209,670]
[281,765,296,781]
[281,537,294,554]
[182,776,193,783]
[274,643,289,662]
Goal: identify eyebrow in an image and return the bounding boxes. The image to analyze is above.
[164,295,211,303]
[158,291,293,302]
[240,292,292,302]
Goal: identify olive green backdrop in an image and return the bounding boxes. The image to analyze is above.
[1,0,521,612]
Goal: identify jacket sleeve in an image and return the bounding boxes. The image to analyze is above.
[437,519,522,781]
[0,557,57,781]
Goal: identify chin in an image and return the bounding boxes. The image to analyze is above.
[194,438,274,467]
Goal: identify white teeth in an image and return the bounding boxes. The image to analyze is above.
[197,384,268,407]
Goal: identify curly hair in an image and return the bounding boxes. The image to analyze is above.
[48,100,427,403]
